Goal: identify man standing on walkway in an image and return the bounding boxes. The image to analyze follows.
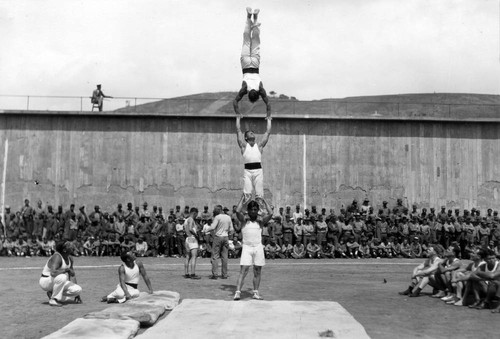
[91,84,112,111]
[203,205,234,279]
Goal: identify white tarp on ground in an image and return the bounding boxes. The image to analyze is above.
[127,290,180,310]
[84,303,166,326]
[41,318,140,339]
[137,299,371,339]
[84,290,180,326]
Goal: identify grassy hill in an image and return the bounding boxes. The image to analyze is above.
[115,92,500,119]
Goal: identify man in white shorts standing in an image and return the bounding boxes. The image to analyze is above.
[102,251,153,303]
[233,195,273,300]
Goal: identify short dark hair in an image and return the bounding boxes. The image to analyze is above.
[244,130,254,140]
[248,200,259,211]
[248,90,259,103]
[120,251,131,262]
[190,207,198,213]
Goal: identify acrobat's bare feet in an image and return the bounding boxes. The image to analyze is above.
[253,8,260,20]
[246,7,253,19]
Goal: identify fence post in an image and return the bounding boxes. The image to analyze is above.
[80,97,83,112]
[134,98,137,112]
[27,96,29,110]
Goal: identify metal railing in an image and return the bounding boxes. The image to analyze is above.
[0,94,499,119]
[0,94,164,112]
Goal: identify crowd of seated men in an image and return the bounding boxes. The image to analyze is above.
[398,244,500,312]
[1,198,500,261]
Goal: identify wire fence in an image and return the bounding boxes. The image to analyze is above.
[0,94,499,119]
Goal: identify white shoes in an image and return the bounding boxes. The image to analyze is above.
[234,291,241,301]
[252,291,263,300]
[49,298,62,307]
[441,294,454,302]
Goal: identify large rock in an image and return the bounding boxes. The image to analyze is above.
[85,303,166,326]
[137,299,371,339]
[42,318,140,339]
[127,290,180,310]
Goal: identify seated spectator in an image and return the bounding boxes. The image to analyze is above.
[134,236,149,257]
[71,235,84,256]
[450,248,485,306]
[420,240,430,258]
[345,237,360,258]
[467,249,500,310]
[265,239,280,259]
[279,239,293,259]
[400,238,411,258]
[106,234,121,256]
[292,242,305,259]
[39,237,55,257]
[432,250,462,301]
[14,235,30,257]
[336,239,348,258]
[359,238,371,258]
[447,241,461,259]
[398,244,445,297]
[319,241,335,259]
[27,235,40,256]
[410,236,423,258]
[386,237,397,258]
[463,240,476,260]
[3,236,15,256]
[83,237,98,256]
[306,238,321,258]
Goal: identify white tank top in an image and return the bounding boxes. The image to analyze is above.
[42,252,70,276]
[123,261,140,284]
[242,220,262,246]
[243,73,261,92]
[243,143,261,164]
[485,260,499,274]
[472,261,485,272]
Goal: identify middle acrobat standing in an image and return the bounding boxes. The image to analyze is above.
[234,7,272,207]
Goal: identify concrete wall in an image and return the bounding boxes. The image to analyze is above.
[1,110,500,213]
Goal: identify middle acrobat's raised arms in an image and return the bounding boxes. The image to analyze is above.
[233,81,272,119]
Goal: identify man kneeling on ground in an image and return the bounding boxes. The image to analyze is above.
[39,241,82,307]
[102,251,153,303]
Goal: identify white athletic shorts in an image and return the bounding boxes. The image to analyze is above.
[242,168,263,198]
[185,236,199,250]
[240,243,265,266]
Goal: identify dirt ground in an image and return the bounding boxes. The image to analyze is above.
[0,256,498,339]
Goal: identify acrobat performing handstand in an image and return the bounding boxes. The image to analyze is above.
[233,7,271,118]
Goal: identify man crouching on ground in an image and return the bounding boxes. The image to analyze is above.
[39,241,82,307]
[102,251,153,303]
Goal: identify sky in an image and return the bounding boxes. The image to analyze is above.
[0,0,499,104]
